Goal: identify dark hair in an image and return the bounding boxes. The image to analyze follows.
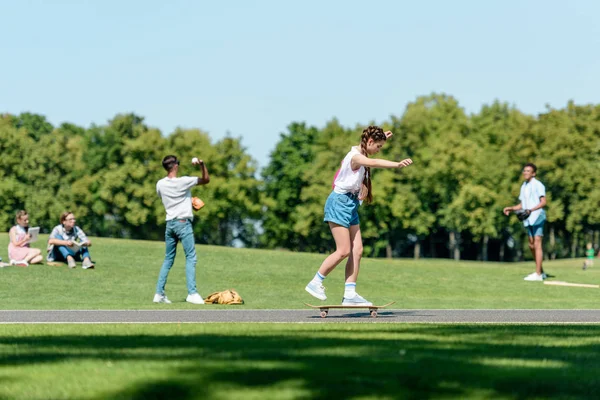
[359,126,387,204]
[15,210,28,224]
[162,155,179,172]
[524,163,537,173]
[60,211,74,224]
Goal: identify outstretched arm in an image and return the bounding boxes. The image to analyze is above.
[503,196,546,216]
[503,203,522,216]
[351,154,412,170]
[192,159,210,185]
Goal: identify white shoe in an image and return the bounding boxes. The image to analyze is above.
[153,294,172,304]
[305,281,327,301]
[524,273,544,281]
[10,259,28,267]
[186,293,205,305]
[342,293,373,306]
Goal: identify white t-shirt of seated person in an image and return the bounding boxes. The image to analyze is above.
[156,176,198,221]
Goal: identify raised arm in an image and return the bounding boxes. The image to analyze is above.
[192,159,210,185]
[351,154,413,170]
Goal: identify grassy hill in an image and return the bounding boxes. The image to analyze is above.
[0,234,598,310]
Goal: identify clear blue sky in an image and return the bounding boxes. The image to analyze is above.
[2,0,599,168]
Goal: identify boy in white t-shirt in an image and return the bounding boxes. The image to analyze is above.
[153,155,210,304]
[503,163,547,281]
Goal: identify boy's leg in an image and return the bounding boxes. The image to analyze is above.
[178,220,198,295]
[534,236,544,275]
[54,246,77,268]
[79,248,95,268]
[156,223,178,295]
[56,245,76,259]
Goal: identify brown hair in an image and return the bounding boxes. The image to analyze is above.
[60,211,74,224]
[524,163,537,173]
[359,126,387,204]
[15,210,28,224]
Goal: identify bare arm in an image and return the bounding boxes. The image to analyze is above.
[529,196,546,212]
[503,203,522,216]
[193,159,210,185]
[9,228,30,247]
[351,154,413,170]
[503,196,546,216]
[48,238,74,246]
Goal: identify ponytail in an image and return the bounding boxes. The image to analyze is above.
[359,126,387,204]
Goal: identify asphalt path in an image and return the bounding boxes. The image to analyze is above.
[3,309,600,324]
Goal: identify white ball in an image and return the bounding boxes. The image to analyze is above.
[192,157,199,163]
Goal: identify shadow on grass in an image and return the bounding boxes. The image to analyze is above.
[2,325,600,399]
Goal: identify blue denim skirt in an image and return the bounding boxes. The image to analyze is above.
[323,191,360,228]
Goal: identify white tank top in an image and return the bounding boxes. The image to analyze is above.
[333,146,366,194]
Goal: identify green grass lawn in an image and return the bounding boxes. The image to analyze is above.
[0,233,598,309]
[1,323,600,400]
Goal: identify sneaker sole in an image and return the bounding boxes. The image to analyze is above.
[342,301,373,306]
[305,286,327,301]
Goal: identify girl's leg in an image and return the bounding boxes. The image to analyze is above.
[318,222,352,276]
[344,224,363,282]
[342,225,371,304]
[30,255,43,264]
[24,248,41,263]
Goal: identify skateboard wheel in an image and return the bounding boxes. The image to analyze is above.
[320,311,327,318]
[370,310,377,318]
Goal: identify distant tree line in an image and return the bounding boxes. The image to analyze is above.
[2,93,599,261]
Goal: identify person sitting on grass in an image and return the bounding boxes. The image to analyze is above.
[8,210,43,267]
[47,211,95,269]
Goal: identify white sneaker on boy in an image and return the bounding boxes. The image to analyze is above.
[305,281,327,301]
[153,294,172,304]
[186,293,205,305]
[524,272,544,281]
[342,293,373,306]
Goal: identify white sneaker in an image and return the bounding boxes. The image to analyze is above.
[186,293,205,305]
[524,273,544,281]
[10,259,28,267]
[153,294,172,304]
[342,293,373,306]
[305,281,327,301]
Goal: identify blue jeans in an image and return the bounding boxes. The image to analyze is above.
[53,246,91,262]
[156,219,198,295]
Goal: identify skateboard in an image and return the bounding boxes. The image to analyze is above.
[304,301,395,318]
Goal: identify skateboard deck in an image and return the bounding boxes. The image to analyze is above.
[304,301,395,318]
